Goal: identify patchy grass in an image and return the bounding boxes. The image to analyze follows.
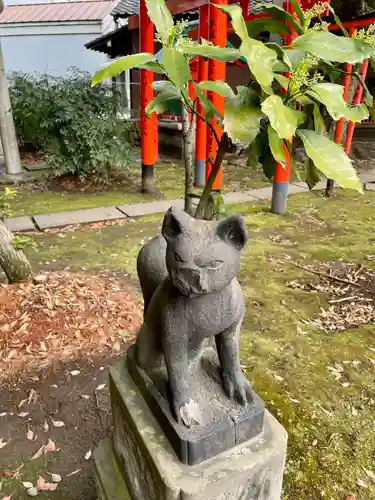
[10,158,269,217]
[1,189,375,499]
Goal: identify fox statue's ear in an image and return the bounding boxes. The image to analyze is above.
[162,206,192,240]
[217,215,248,251]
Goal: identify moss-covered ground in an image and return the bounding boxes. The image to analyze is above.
[1,189,375,499]
[10,158,268,217]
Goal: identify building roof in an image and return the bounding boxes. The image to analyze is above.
[0,1,117,24]
[110,0,138,17]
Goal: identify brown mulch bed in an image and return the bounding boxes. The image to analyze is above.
[287,261,375,331]
[0,272,142,381]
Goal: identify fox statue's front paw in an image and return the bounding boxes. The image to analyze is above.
[223,370,253,406]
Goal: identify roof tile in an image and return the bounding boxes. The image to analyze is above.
[0,1,117,24]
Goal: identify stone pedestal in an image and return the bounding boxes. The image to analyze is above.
[94,358,288,500]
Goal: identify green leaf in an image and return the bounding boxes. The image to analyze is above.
[136,61,165,74]
[152,80,176,92]
[145,0,173,46]
[246,18,291,38]
[307,83,347,121]
[145,86,181,117]
[308,83,369,123]
[193,83,220,120]
[289,0,304,27]
[274,74,290,90]
[260,150,276,180]
[313,104,326,135]
[296,129,362,192]
[328,5,349,37]
[92,53,154,86]
[345,104,369,123]
[260,4,303,35]
[197,81,234,99]
[305,158,321,190]
[285,49,306,69]
[162,48,191,89]
[214,4,248,42]
[292,32,375,64]
[261,95,304,139]
[224,87,263,145]
[181,44,240,62]
[268,126,287,164]
[266,43,292,71]
[240,38,277,93]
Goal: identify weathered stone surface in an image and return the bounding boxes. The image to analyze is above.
[33,207,126,230]
[365,182,375,191]
[4,216,35,232]
[248,187,273,200]
[135,208,253,431]
[95,360,287,500]
[291,182,309,191]
[118,199,184,217]
[94,438,132,500]
[127,346,265,465]
[223,191,259,204]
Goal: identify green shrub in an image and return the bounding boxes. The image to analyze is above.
[9,69,131,178]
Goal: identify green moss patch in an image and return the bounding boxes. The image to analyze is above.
[3,189,372,498]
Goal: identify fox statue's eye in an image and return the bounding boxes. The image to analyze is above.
[173,252,185,264]
[200,260,223,270]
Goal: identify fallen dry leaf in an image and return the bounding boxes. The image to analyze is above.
[30,446,45,461]
[112,339,121,352]
[70,370,80,376]
[21,482,34,489]
[356,478,368,488]
[66,469,81,477]
[363,468,375,483]
[0,413,7,417]
[0,272,141,383]
[48,473,62,483]
[45,439,56,453]
[26,487,39,497]
[36,476,58,492]
[0,438,7,449]
[26,429,34,441]
[17,412,29,418]
[84,450,92,460]
[43,421,49,433]
[51,419,65,428]
[96,384,106,391]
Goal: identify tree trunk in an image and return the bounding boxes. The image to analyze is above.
[182,108,194,215]
[0,220,33,283]
[0,39,21,175]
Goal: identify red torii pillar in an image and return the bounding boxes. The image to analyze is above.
[205,0,228,191]
[194,4,209,187]
[140,0,158,193]
[271,0,301,214]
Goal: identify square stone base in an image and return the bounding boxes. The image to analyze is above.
[94,359,288,500]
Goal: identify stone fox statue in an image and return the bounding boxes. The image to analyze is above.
[135,207,253,427]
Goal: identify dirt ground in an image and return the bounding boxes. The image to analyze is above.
[0,355,119,499]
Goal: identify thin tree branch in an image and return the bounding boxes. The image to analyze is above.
[194,132,230,219]
[182,93,222,147]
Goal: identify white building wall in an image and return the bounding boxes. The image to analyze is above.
[1,31,108,76]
